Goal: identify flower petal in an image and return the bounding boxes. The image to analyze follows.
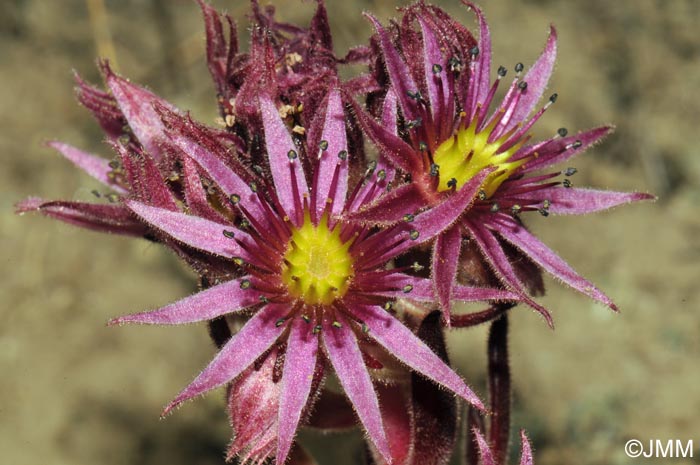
[260,94,309,225]
[463,3,492,119]
[365,14,419,123]
[432,223,462,320]
[520,430,534,465]
[163,303,289,415]
[276,318,319,464]
[346,183,426,226]
[418,16,447,124]
[125,200,251,260]
[492,214,617,310]
[354,305,484,410]
[321,315,391,463]
[313,89,348,219]
[108,277,258,325]
[465,219,554,326]
[504,26,557,133]
[15,197,147,237]
[518,186,655,215]
[473,429,497,465]
[519,126,612,173]
[48,142,127,193]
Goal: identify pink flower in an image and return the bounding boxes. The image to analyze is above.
[111,89,517,464]
[351,3,654,325]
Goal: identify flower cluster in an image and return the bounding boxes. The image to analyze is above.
[18,1,652,464]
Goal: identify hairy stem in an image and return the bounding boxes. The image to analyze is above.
[488,312,511,465]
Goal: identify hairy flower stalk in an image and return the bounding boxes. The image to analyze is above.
[351,2,654,325]
[109,88,518,464]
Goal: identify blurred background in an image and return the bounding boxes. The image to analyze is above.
[2,0,698,464]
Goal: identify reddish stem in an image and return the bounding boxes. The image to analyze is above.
[488,312,511,465]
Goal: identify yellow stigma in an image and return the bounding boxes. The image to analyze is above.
[282,212,354,305]
[432,115,529,197]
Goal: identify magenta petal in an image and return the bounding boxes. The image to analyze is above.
[492,215,617,310]
[432,223,462,320]
[466,219,554,326]
[313,89,348,218]
[109,277,258,326]
[48,142,126,193]
[163,303,289,415]
[505,26,557,133]
[417,17,446,122]
[463,3,492,117]
[365,14,418,122]
[356,274,435,302]
[521,126,612,173]
[346,183,426,226]
[473,429,497,465]
[321,315,391,463]
[354,305,484,410]
[170,133,266,219]
[16,197,147,237]
[522,186,655,215]
[452,285,520,303]
[180,156,226,223]
[126,200,250,260]
[520,430,534,465]
[259,94,309,224]
[276,318,319,464]
[102,63,174,161]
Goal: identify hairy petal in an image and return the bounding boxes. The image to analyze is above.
[126,201,251,260]
[354,305,484,410]
[48,142,126,193]
[277,319,319,464]
[346,183,426,226]
[519,431,534,465]
[313,89,348,218]
[260,94,309,225]
[16,197,147,237]
[108,277,258,325]
[321,315,391,463]
[163,303,289,415]
[518,186,655,215]
[492,214,617,310]
[504,26,557,133]
[519,126,612,172]
[473,429,497,465]
[432,223,462,320]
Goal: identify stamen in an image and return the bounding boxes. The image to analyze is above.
[432,63,443,74]
[563,167,577,176]
[557,128,568,138]
[563,179,572,188]
[338,150,348,160]
[288,149,298,160]
[402,284,414,293]
[409,230,420,240]
[490,203,500,213]
[240,279,251,290]
[222,230,236,239]
[319,140,329,151]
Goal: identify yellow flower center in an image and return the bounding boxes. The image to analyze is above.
[432,115,529,197]
[282,212,354,305]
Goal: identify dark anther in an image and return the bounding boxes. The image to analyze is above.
[106,193,119,203]
[362,323,370,334]
[572,140,583,149]
[557,128,568,138]
[259,295,269,303]
[563,179,572,188]
[108,160,120,169]
[252,164,264,175]
[275,318,286,328]
[239,219,250,229]
[332,321,342,329]
[447,178,457,189]
[312,325,322,334]
[518,81,528,91]
[564,167,578,176]
[402,284,414,293]
[287,149,298,160]
[411,262,425,272]
[222,230,236,239]
[543,199,551,209]
[406,118,422,129]
[469,46,480,57]
[429,163,440,177]
[301,315,311,323]
[477,189,487,200]
[515,62,524,73]
[366,160,377,175]
[539,208,550,217]
[490,203,500,213]
[432,63,443,74]
[240,279,251,290]
[497,65,507,77]
[338,150,348,160]
[377,169,386,180]
[319,140,329,151]
[233,257,244,266]
[418,141,428,152]
[409,230,420,240]
[448,56,463,72]
[384,301,394,311]
[549,93,558,103]
[249,181,258,192]
[406,90,422,100]
[511,204,522,215]
[229,193,241,204]
[91,190,101,198]
[403,213,415,223]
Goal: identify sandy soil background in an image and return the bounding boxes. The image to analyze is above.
[2,1,699,464]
